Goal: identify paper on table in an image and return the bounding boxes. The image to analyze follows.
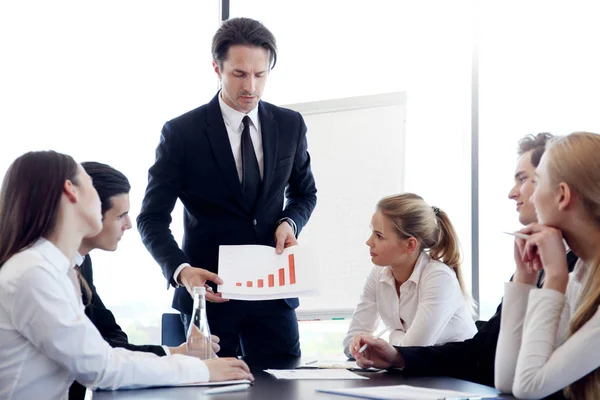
[265,369,368,380]
[217,245,317,301]
[297,360,378,371]
[316,384,489,399]
[173,379,252,387]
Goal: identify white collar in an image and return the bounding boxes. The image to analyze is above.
[218,91,260,133]
[380,251,431,287]
[573,258,589,283]
[74,251,85,267]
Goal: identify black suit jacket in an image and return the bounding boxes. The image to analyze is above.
[398,251,579,395]
[137,93,317,314]
[69,255,166,400]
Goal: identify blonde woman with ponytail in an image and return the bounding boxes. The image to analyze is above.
[345,193,476,358]
[495,132,600,400]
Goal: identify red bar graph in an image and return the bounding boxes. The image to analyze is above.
[289,254,296,285]
[278,268,285,286]
[235,253,298,289]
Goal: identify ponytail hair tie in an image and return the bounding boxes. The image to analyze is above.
[432,206,440,216]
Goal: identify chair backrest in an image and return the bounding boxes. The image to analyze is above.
[161,313,186,347]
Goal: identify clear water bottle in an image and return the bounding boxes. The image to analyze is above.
[186,286,215,359]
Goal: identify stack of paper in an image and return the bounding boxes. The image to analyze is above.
[217,245,317,301]
[265,369,368,380]
[316,385,490,399]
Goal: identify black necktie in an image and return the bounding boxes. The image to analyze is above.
[241,116,261,207]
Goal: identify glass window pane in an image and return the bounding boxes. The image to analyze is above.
[0,0,220,344]
[479,0,600,318]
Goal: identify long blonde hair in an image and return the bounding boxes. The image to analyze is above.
[545,132,600,399]
[376,193,470,300]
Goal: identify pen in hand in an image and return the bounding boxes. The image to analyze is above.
[502,231,530,240]
[358,327,392,354]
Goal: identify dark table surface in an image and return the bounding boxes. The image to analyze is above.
[93,356,514,399]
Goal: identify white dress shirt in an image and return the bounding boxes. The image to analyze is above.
[343,251,477,357]
[218,92,263,182]
[0,239,209,400]
[495,260,599,399]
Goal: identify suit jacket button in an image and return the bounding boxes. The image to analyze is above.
[253,219,257,226]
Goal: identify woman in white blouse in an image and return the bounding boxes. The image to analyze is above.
[0,151,253,400]
[495,132,600,400]
[345,193,476,358]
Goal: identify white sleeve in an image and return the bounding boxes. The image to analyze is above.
[343,267,381,358]
[398,267,464,346]
[510,288,600,399]
[388,329,406,346]
[494,281,536,394]
[11,266,209,390]
[172,263,191,288]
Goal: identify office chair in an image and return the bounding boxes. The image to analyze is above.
[161,313,186,347]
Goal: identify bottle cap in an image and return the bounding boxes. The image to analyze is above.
[193,286,206,295]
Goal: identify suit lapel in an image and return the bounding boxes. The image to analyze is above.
[258,102,278,208]
[205,93,247,210]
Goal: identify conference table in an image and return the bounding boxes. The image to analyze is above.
[94,356,514,399]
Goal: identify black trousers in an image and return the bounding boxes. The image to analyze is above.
[182,299,300,358]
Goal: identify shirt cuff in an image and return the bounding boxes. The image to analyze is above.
[173,263,191,288]
[162,346,171,356]
[277,217,297,236]
[505,280,537,292]
[388,329,405,346]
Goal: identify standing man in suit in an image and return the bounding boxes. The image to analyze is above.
[350,133,576,398]
[70,162,220,400]
[137,17,317,358]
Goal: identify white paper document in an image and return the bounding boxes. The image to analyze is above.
[264,369,368,380]
[316,384,489,399]
[173,379,252,387]
[297,360,378,371]
[217,245,317,300]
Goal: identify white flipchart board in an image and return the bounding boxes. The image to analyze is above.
[284,92,406,317]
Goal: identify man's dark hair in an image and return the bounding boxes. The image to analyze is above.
[517,132,554,167]
[212,17,277,70]
[81,161,130,215]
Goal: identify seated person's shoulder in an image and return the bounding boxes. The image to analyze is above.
[0,249,49,285]
[419,260,460,287]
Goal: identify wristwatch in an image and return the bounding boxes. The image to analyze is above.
[276,217,297,236]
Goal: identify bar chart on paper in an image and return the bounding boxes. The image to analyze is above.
[235,254,296,288]
[217,245,317,301]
